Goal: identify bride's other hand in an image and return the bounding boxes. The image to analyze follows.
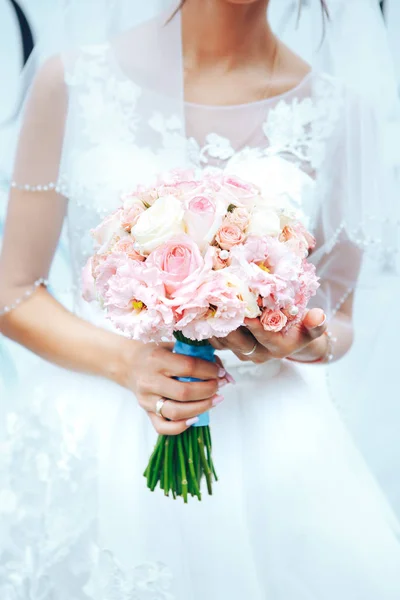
[211,308,327,364]
[118,341,225,435]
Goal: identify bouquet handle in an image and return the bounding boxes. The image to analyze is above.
[173,339,216,427]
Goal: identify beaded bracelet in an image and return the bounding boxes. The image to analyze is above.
[0,278,49,316]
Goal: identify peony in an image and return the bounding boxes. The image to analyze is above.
[104,260,174,343]
[132,195,185,254]
[221,269,261,319]
[174,270,246,341]
[247,207,281,238]
[92,253,121,299]
[260,309,288,332]
[225,207,250,231]
[215,224,246,251]
[146,235,204,296]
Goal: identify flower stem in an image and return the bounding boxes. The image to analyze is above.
[177,435,188,504]
[164,439,170,496]
[187,429,202,500]
[198,428,213,495]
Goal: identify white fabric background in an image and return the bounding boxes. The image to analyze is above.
[0,0,400,518]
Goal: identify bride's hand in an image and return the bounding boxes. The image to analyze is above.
[119,341,225,435]
[211,308,327,364]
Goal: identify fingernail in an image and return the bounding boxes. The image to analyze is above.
[212,394,224,407]
[218,367,226,378]
[186,417,199,426]
[218,378,228,388]
[225,371,236,384]
[311,314,326,329]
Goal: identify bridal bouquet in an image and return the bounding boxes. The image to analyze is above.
[82,168,319,502]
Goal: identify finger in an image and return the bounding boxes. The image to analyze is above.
[302,309,327,341]
[159,342,174,351]
[148,412,194,436]
[163,352,221,381]
[244,317,271,342]
[220,327,258,354]
[210,337,226,350]
[232,344,271,364]
[156,376,220,403]
[157,394,224,422]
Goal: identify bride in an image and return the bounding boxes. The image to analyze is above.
[1,0,400,597]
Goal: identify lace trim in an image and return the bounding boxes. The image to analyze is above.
[0,278,48,317]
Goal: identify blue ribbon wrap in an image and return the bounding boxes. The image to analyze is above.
[173,340,216,427]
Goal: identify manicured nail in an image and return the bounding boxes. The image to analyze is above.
[212,394,224,407]
[186,417,199,426]
[225,371,236,384]
[218,367,226,378]
[310,313,326,329]
[218,378,228,388]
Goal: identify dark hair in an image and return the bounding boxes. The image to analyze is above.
[170,1,330,23]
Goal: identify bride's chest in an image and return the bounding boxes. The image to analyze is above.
[62,47,342,263]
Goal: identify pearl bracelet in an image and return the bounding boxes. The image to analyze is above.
[324,330,337,363]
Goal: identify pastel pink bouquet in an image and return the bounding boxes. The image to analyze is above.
[83,169,319,501]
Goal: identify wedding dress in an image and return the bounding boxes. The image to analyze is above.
[1,2,400,598]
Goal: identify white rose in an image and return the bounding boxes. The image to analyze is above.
[223,270,260,319]
[247,207,281,238]
[132,195,185,254]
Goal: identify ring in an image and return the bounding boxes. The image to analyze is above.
[155,398,166,418]
[241,340,258,357]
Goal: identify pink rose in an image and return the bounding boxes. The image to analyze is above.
[225,207,250,231]
[112,238,145,261]
[184,195,225,250]
[260,310,288,332]
[222,175,260,206]
[146,234,204,296]
[215,224,246,251]
[120,204,145,232]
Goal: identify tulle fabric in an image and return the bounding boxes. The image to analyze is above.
[2,351,400,598]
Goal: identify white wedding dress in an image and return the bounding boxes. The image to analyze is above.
[2,40,400,600]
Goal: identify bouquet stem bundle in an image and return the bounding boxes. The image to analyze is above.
[143,334,218,502]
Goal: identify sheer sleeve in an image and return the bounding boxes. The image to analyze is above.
[309,84,389,323]
[0,56,68,315]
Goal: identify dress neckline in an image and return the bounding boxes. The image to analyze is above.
[185,71,313,111]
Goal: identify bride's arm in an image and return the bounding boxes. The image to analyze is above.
[0,58,222,435]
